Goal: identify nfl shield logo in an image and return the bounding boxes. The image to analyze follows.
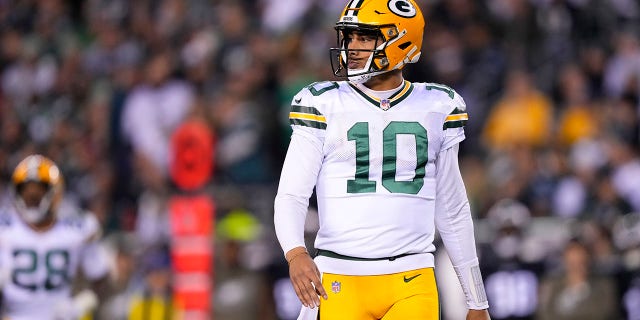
[380,99,390,110]
[331,281,341,293]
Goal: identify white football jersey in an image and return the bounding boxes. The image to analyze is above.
[0,207,108,320]
[284,80,467,259]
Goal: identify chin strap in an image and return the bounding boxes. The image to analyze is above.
[348,69,389,84]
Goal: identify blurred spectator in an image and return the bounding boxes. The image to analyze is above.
[612,212,640,319]
[482,70,553,151]
[554,64,598,147]
[537,239,619,320]
[127,245,181,320]
[120,48,195,190]
[577,221,624,277]
[603,31,640,100]
[209,88,273,184]
[607,135,640,213]
[214,209,274,320]
[480,199,545,320]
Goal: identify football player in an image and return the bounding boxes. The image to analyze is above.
[0,155,110,320]
[273,0,491,319]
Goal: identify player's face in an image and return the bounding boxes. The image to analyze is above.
[345,31,382,70]
[18,182,48,208]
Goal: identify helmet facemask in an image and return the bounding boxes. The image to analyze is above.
[330,25,393,84]
[14,182,56,225]
[330,23,418,84]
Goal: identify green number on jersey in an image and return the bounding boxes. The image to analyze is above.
[11,249,70,291]
[347,122,376,193]
[306,81,339,96]
[347,121,428,194]
[382,122,428,194]
[425,84,455,99]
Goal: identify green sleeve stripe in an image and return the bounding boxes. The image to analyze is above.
[291,105,323,116]
[443,120,467,130]
[450,107,465,115]
[290,118,327,130]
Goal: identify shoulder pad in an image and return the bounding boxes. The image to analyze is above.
[415,83,468,129]
[289,82,334,130]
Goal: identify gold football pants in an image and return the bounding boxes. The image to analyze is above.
[319,267,439,320]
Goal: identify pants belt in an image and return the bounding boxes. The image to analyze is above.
[316,249,419,261]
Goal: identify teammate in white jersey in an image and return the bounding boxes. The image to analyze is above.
[274,0,491,319]
[0,155,110,320]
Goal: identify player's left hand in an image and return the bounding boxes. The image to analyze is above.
[466,309,491,320]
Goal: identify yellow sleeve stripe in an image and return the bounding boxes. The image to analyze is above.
[289,112,327,123]
[445,113,468,122]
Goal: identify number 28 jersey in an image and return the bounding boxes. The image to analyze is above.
[283,80,468,262]
[0,208,108,320]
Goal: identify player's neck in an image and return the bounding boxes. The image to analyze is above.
[363,70,404,91]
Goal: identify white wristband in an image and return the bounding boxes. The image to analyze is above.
[453,258,489,310]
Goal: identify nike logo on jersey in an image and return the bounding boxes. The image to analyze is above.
[374,10,386,14]
[404,274,422,283]
[295,97,302,104]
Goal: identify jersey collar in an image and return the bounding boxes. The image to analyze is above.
[348,80,414,111]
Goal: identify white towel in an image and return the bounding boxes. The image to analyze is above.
[297,305,320,320]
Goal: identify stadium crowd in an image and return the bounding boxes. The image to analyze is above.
[0,0,639,319]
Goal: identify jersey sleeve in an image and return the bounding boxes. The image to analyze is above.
[288,84,328,136]
[274,85,326,255]
[434,145,488,310]
[441,92,468,150]
[79,213,110,280]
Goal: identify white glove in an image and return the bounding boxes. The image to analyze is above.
[53,289,98,320]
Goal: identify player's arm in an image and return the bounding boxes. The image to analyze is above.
[274,128,323,255]
[81,219,112,297]
[274,89,328,308]
[274,129,328,308]
[64,214,112,318]
[434,144,490,315]
[434,93,489,317]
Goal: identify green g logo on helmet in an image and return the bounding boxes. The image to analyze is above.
[388,0,417,18]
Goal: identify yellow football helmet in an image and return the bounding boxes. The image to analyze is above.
[330,0,425,83]
[11,155,63,224]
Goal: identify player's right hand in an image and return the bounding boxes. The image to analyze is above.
[287,248,328,308]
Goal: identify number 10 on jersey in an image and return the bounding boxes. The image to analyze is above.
[347,121,428,195]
